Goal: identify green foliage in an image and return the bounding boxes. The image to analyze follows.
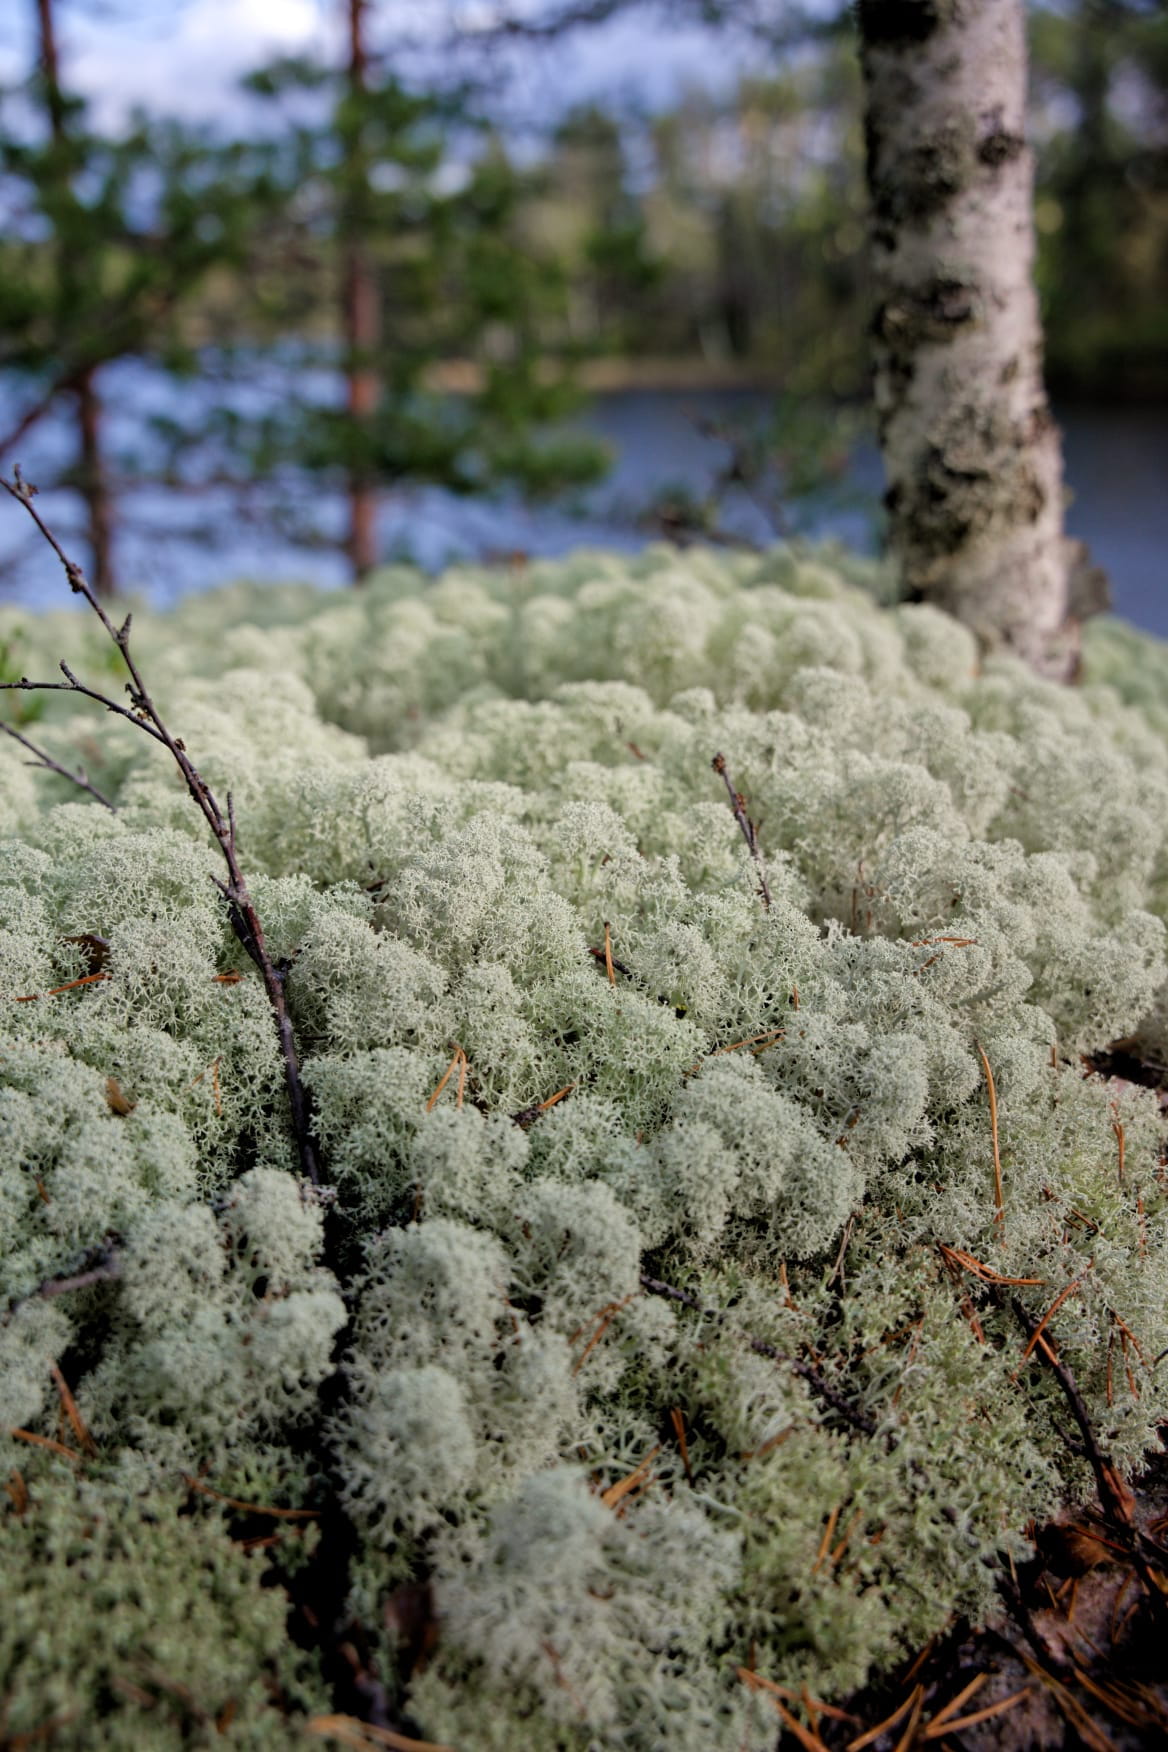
[1,546,1167,1745]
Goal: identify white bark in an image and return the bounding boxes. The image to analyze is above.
[858,0,1080,679]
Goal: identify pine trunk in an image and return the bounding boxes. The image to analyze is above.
[36,0,117,597]
[342,0,380,581]
[857,0,1078,679]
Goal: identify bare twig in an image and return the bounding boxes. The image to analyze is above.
[1010,1296,1168,1616]
[0,467,320,1184]
[639,1273,875,1435]
[711,752,772,910]
[0,718,116,809]
[5,1243,123,1319]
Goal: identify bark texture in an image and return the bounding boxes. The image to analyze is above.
[858,0,1080,678]
[341,0,380,581]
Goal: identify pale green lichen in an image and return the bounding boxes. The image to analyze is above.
[1,546,1167,1746]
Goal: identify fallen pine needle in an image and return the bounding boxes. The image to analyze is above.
[921,1686,1030,1739]
[181,1474,317,1519]
[1019,1263,1093,1365]
[539,1082,576,1111]
[737,1673,828,1752]
[50,1363,96,1456]
[937,1243,1043,1287]
[670,1406,695,1483]
[976,1043,1005,1231]
[426,1045,466,1113]
[600,1445,661,1511]
[919,1673,986,1735]
[812,1504,841,1574]
[603,921,615,986]
[9,1428,83,1464]
[307,1717,453,1752]
[892,1687,925,1752]
[13,971,110,1002]
[846,1686,922,1752]
[571,1289,640,1375]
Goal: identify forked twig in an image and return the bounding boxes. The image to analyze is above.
[0,718,116,810]
[711,751,772,910]
[0,467,320,1184]
[639,1273,875,1435]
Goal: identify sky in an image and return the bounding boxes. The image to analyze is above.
[1,0,749,131]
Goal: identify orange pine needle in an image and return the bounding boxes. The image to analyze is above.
[538,1082,576,1111]
[921,1673,986,1732]
[668,1406,695,1484]
[829,1507,864,1568]
[846,1686,922,1752]
[13,971,110,1002]
[9,1428,83,1464]
[812,1504,841,1574]
[976,1043,1005,1231]
[212,970,243,984]
[1020,1263,1093,1364]
[600,1445,661,1511]
[937,1243,1043,1286]
[603,921,616,986]
[307,1716,453,1752]
[922,1687,1031,1740]
[571,1289,640,1374]
[735,1669,855,1727]
[737,1675,829,1752]
[1112,1115,1126,1182]
[181,1474,317,1519]
[425,1045,465,1112]
[50,1363,96,1456]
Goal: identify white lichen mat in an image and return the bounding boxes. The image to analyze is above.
[1,543,1165,1748]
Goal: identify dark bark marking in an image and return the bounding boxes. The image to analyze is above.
[870,128,975,228]
[872,277,979,348]
[977,127,1025,169]
[855,0,948,48]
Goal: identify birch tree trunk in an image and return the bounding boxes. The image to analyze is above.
[857,0,1084,679]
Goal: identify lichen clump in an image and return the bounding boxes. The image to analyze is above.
[1,543,1166,1748]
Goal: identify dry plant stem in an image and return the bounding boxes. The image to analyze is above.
[0,468,320,1185]
[5,1243,123,1319]
[639,1274,875,1435]
[0,717,116,810]
[711,751,772,910]
[1009,1297,1168,1617]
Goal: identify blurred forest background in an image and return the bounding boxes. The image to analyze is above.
[1,0,1165,618]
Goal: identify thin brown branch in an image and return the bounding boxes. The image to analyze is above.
[711,751,772,910]
[639,1274,875,1435]
[0,718,116,809]
[0,467,320,1184]
[5,1244,123,1319]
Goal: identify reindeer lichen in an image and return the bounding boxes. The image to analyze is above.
[2,539,1166,1746]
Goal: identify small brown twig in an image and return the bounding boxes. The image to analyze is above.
[711,751,772,911]
[5,1243,123,1318]
[0,719,116,810]
[0,467,319,1184]
[639,1274,875,1435]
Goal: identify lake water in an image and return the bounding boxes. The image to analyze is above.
[1,368,1165,636]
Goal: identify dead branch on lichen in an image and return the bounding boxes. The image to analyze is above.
[0,717,116,810]
[711,750,772,911]
[0,466,319,1184]
[639,1273,876,1436]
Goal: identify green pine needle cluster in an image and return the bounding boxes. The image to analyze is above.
[1,543,1166,1748]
